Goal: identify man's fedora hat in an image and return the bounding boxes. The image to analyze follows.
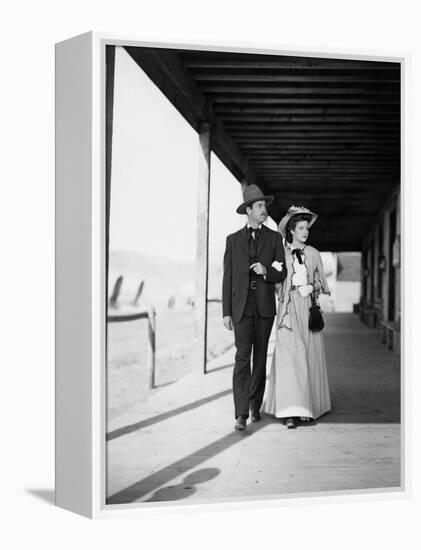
[236,184,274,215]
[278,205,318,237]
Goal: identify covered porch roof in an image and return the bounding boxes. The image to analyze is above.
[124,47,400,251]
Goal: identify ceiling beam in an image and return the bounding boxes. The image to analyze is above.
[192,73,399,83]
[181,55,399,70]
[215,106,399,114]
[239,146,399,152]
[222,122,399,129]
[200,85,399,95]
[230,132,398,139]
[249,162,398,168]
[212,97,399,104]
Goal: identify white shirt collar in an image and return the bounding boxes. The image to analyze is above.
[287,242,306,255]
[247,223,263,230]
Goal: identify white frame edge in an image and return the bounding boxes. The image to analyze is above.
[55,31,410,519]
[55,31,94,518]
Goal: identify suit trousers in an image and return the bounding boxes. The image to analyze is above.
[232,289,274,418]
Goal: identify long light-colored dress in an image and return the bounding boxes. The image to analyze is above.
[262,243,331,419]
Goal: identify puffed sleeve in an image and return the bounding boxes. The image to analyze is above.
[313,250,330,296]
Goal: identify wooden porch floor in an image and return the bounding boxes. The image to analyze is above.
[106,313,401,506]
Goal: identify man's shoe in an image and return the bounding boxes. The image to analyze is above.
[251,411,261,423]
[235,416,247,431]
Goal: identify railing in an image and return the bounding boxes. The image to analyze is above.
[107,274,223,384]
[107,306,157,388]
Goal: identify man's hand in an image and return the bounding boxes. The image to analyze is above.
[223,315,233,331]
[250,262,267,276]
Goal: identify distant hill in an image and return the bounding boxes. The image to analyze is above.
[108,250,249,310]
[108,250,195,311]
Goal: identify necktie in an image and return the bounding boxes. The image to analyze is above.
[292,248,304,264]
[248,227,260,257]
[248,227,260,239]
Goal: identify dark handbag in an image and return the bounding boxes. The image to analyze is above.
[309,293,324,332]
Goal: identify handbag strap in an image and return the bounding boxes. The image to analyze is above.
[310,292,317,308]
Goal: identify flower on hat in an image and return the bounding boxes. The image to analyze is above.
[288,205,311,214]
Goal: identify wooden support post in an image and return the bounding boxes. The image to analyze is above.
[395,189,401,324]
[105,45,116,295]
[382,209,390,322]
[372,225,380,325]
[367,241,373,303]
[360,247,367,321]
[373,225,379,300]
[195,122,211,374]
[148,307,156,388]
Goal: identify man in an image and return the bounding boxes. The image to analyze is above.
[222,184,287,431]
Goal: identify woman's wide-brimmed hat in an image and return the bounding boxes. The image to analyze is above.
[278,205,318,237]
[236,184,274,215]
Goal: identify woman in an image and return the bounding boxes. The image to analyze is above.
[262,205,331,428]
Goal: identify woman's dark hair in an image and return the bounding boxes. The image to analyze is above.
[285,213,312,243]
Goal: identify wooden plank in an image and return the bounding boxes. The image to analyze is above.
[250,159,396,166]
[238,144,400,151]
[233,136,399,143]
[212,97,400,104]
[252,164,398,171]
[229,131,399,138]
[217,108,399,115]
[195,123,211,374]
[260,177,395,184]
[250,159,398,166]
[223,123,399,131]
[219,116,400,123]
[200,85,399,95]
[259,173,396,179]
[259,169,395,176]
[107,311,149,322]
[243,144,398,150]
[247,151,399,156]
[181,56,399,70]
[193,73,400,83]
[256,166,396,176]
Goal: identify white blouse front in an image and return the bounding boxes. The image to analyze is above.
[291,247,308,286]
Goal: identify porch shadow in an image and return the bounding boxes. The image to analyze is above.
[145,467,220,502]
[107,388,232,441]
[107,418,268,504]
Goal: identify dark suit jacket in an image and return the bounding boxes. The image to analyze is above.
[222,225,287,323]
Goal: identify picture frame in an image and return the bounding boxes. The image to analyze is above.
[55,31,407,518]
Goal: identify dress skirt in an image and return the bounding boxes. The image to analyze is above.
[262,290,331,419]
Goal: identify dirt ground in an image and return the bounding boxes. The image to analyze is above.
[107,302,234,420]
